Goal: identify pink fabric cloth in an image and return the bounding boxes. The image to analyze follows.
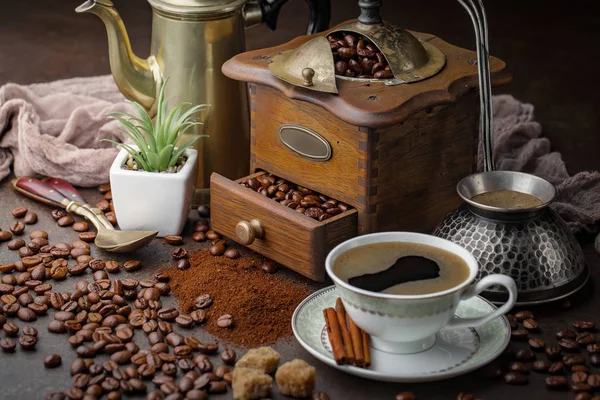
[0,76,130,186]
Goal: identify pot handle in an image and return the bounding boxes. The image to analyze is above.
[447,274,517,329]
[12,177,69,208]
[254,0,331,35]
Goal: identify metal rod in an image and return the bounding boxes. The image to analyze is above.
[456,0,494,172]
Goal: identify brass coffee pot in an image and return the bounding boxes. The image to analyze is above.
[76,0,330,203]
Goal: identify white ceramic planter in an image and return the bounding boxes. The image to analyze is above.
[109,146,198,237]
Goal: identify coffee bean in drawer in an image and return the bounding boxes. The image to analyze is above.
[240,173,352,221]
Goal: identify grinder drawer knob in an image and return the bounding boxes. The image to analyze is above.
[236,219,265,245]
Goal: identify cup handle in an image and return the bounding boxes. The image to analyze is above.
[447,274,517,329]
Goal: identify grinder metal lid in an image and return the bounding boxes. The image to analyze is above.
[268,0,446,93]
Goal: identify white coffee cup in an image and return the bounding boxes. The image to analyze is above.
[325,232,517,354]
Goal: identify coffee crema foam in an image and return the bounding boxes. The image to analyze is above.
[333,242,471,295]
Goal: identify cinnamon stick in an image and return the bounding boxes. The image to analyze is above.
[361,329,371,368]
[335,298,355,364]
[347,313,365,367]
[324,308,346,365]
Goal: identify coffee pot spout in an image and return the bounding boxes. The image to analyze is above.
[76,0,158,112]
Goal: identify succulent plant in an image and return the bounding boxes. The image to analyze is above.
[104,79,209,173]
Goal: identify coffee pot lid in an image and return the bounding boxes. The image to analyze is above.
[147,0,246,16]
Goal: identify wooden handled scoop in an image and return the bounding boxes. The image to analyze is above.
[12,177,157,253]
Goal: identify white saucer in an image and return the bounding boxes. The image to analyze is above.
[292,286,510,383]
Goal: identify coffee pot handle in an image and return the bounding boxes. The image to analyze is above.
[447,274,518,329]
[255,0,331,34]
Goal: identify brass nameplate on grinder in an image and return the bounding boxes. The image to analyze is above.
[278,125,332,161]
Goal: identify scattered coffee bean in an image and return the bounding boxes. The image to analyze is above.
[504,371,528,385]
[171,247,188,259]
[7,238,25,250]
[313,393,330,400]
[9,221,25,235]
[175,315,194,328]
[532,360,551,372]
[590,353,600,366]
[176,259,191,271]
[529,337,545,350]
[574,365,589,373]
[564,354,586,366]
[515,311,535,321]
[572,383,593,392]
[123,260,141,272]
[559,338,580,352]
[523,318,539,330]
[0,231,12,242]
[574,393,593,400]
[44,354,62,368]
[23,212,38,225]
[224,248,240,259]
[549,361,565,375]
[574,321,595,331]
[221,346,236,365]
[0,338,17,352]
[158,307,179,321]
[261,259,278,274]
[557,329,577,339]
[78,232,97,242]
[57,216,74,227]
[587,344,600,353]
[508,362,529,374]
[164,235,183,245]
[394,393,415,400]
[511,329,529,340]
[197,205,210,218]
[12,206,28,217]
[588,374,600,388]
[516,348,535,361]
[577,332,596,345]
[573,371,589,384]
[190,310,207,324]
[217,314,233,328]
[209,244,225,256]
[194,294,213,310]
[3,322,19,336]
[545,344,563,360]
[545,375,568,389]
[192,231,206,242]
[19,334,37,350]
[72,221,89,232]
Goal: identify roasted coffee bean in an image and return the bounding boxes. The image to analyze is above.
[175,314,194,328]
[557,329,577,339]
[18,246,34,257]
[48,320,66,333]
[18,307,37,322]
[164,235,183,245]
[9,221,25,235]
[221,346,236,365]
[19,334,37,350]
[574,321,595,331]
[123,260,141,272]
[508,362,529,374]
[587,374,600,388]
[171,247,188,259]
[549,361,565,374]
[207,381,227,394]
[57,215,74,227]
[197,342,219,355]
[23,212,38,225]
[559,338,580,352]
[511,329,529,340]
[176,259,191,271]
[106,211,118,225]
[111,350,133,365]
[590,353,600,366]
[587,344,600,353]
[224,248,240,259]
[313,393,331,400]
[3,322,19,336]
[574,365,589,373]
[44,354,62,368]
[197,205,210,218]
[217,314,233,328]
[72,221,89,232]
[7,238,25,250]
[529,337,545,350]
[12,206,28,218]
[573,371,589,384]
[188,310,207,325]
[51,209,67,221]
[516,348,535,361]
[545,344,562,360]
[531,359,551,372]
[261,259,278,274]
[522,318,539,330]
[194,294,213,309]
[158,307,179,321]
[577,332,596,345]
[0,231,12,242]
[514,311,534,321]
[564,354,586,366]
[208,243,225,256]
[192,231,207,242]
[545,375,568,389]
[572,383,592,392]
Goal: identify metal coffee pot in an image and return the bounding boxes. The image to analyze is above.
[433,0,588,305]
[76,0,330,203]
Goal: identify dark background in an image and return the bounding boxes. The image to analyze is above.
[1,0,599,174]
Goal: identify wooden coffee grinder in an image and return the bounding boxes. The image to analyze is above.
[211,0,511,281]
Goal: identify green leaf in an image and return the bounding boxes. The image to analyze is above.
[158,144,173,171]
[108,116,148,149]
[164,104,187,146]
[146,151,160,171]
[171,122,204,148]
[175,104,210,131]
[125,100,153,134]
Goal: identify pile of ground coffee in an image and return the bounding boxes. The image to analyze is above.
[162,247,314,347]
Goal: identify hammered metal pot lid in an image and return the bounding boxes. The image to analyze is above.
[269,36,339,94]
[147,0,246,16]
[269,20,446,92]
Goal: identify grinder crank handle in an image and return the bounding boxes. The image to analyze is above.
[12,177,107,232]
[42,177,116,231]
[257,0,331,34]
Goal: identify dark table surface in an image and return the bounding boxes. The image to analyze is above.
[0,179,599,400]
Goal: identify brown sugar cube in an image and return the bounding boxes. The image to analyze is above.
[275,359,315,398]
[236,347,280,374]
[232,367,273,400]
